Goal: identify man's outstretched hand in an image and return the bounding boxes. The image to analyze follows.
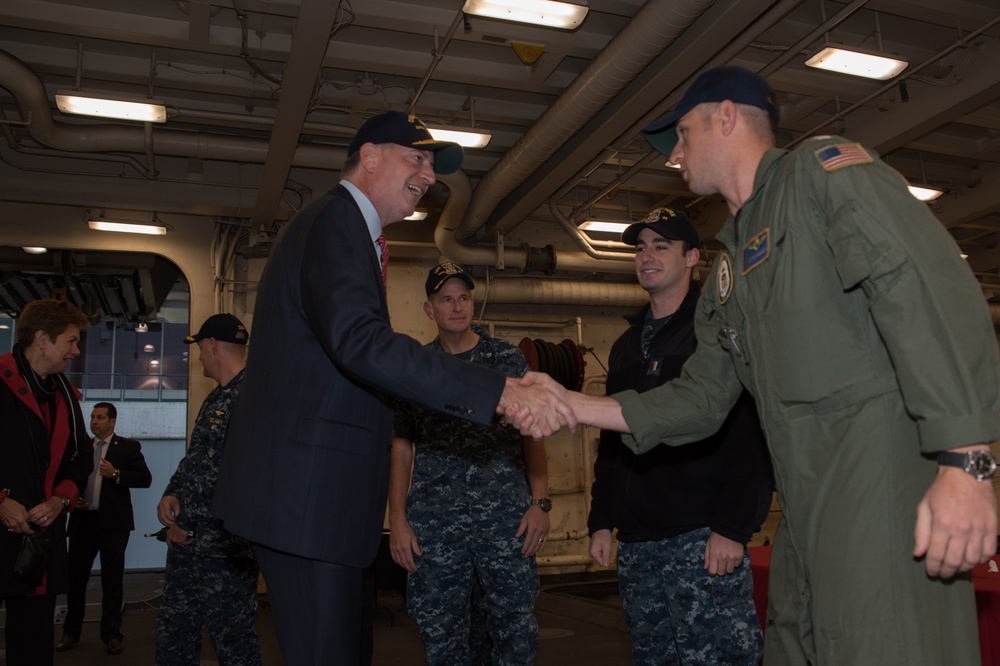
[498,372,576,439]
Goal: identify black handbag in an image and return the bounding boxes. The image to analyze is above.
[10,525,51,587]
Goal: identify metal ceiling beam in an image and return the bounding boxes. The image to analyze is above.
[250,0,343,226]
[842,38,1000,155]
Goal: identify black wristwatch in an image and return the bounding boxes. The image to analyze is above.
[531,497,553,513]
[937,450,998,482]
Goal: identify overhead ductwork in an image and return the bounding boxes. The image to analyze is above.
[456,0,717,242]
[0,48,341,169]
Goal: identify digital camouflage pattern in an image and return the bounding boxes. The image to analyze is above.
[616,528,762,666]
[156,369,261,665]
[155,550,261,665]
[394,328,539,665]
[162,370,253,558]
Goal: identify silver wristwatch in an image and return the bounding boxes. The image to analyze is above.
[937,450,998,482]
[531,497,553,513]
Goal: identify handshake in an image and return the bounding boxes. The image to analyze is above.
[498,371,616,439]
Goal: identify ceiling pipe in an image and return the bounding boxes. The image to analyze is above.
[171,107,356,139]
[407,11,465,114]
[456,0,717,242]
[474,277,647,307]
[539,0,875,267]
[548,197,634,262]
[435,170,637,276]
[555,0,855,222]
[0,48,343,169]
[0,47,643,306]
[543,0,823,259]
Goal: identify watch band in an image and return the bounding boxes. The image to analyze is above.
[937,450,998,482]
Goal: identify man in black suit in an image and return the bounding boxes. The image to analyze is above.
[57,402,152,656]
[212,111,572,665]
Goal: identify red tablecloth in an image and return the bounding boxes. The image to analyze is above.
[748,546,1000,666]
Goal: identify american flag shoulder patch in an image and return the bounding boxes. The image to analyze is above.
[815,143,873,172]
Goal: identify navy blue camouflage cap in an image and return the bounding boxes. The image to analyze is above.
[642,66,779,157]
[622,208,700,247]
[348,111,464,175]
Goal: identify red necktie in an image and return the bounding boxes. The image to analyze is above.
[376,234,389,291]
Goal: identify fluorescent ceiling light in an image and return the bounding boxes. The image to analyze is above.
[664,161,681,169]
[462,0,588,30]
[0,324,9,329]
[405,210,428,221]
[22,246,48,254]
[56,91,167,123]
[805,46,907,80]
[580,220,630,234]
[88,220,167,235]
[907,184,943,202]
[427,126,492,149]
[136,323,148,333]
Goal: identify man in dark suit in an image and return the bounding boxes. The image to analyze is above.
[212,111,572,665]
[57,402,152,656]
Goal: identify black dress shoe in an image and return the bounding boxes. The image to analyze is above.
[55,634,79,652]
[105,636,124,655]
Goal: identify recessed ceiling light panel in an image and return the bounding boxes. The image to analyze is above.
[805,46,907,80]
[462,0,588,30]
[56,92,167,123]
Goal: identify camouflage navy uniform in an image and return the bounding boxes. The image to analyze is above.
[394,327,539,666]
[155,369,262,666]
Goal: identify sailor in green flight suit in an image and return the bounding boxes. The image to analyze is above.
[507,66,1000,666]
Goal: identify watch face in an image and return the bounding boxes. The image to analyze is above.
[535,498,553,512]
[969,451,998,480]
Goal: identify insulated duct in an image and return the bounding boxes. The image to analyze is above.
[0,47,636,282]
[473,277,647,308]
[436,170,636,276]
[457,0,717,241]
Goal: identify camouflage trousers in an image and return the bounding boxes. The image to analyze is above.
[616,527,763,666]
[407,535,539,666]
[155,547,262,666]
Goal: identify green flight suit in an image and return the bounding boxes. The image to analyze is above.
[614,137,1000,665]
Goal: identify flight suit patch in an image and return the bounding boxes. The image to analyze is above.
[816,143,872,172]
[742,229,770,276]
[717,252,733,305]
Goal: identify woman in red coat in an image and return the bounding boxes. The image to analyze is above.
[0,299,92,665]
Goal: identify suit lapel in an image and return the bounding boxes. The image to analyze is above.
[334,185,390,319]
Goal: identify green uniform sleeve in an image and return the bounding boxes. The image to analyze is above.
[810,141,1000,453]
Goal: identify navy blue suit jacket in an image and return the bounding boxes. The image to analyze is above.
[68,434,151,534]
[213,184,505,568]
